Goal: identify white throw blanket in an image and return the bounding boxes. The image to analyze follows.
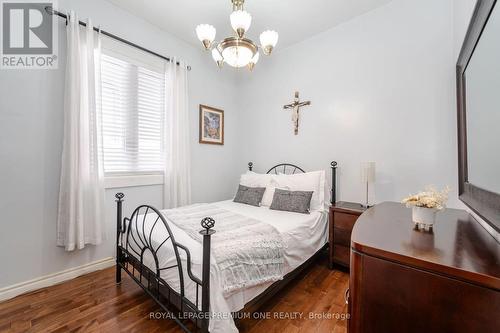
[163,204,285,296]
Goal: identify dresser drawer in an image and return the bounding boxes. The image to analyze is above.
[335,212,358,230]
[329,202,366,270]
[333,244,350,266]
[333,227,352,247]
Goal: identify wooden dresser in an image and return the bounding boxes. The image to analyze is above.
[349,202,500,333]
[329,202,367,269]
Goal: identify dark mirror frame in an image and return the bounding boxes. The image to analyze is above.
[457,0,500,233]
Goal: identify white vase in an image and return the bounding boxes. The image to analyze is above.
[412,206,439,226]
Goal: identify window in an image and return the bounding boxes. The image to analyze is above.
[100,47,165,176]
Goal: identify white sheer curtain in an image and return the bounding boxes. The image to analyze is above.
[163,59,191,209]
[57,12,105,251]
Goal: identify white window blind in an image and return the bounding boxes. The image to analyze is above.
[100,52,165,175]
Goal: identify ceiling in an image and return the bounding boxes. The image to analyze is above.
[107,0,393,49]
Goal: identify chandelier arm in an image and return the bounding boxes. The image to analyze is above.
[209,39,223,52]
[232,0,245,11]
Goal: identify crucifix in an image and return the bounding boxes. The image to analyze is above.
[283,91,311,135]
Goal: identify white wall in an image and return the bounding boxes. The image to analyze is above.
[0,0,242,289]
[236,0,459,208]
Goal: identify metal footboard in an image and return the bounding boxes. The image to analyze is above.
[115,193,214,333]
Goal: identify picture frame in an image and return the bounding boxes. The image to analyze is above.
[199,104,224,145]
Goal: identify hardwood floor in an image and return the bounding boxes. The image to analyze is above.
[0,255,349,333]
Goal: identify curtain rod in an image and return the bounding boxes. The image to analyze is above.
[45,6,191,71]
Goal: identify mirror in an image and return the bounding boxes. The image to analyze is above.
[465,3,500,194]
[457,0,500,233]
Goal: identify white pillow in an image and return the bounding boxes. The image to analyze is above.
[261,183,292,207]
[240,171,274,187]
[239,171,278,206]
[275,170,326,211]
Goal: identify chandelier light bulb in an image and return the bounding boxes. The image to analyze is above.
[222,44,254,68]
[212,48,224,68]
[196,24,216,50]
[230,10,252,38]
[252,51,260,64]
[212,48,223,61]
[260,30,278,55]
[247,51,259,71]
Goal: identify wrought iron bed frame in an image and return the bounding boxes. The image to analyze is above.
[115,161,338,332]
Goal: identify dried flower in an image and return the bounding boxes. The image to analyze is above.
[402,185,450,210]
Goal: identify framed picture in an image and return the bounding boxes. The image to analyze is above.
[199,104,224,145]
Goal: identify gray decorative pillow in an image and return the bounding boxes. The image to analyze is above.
[269,189,313,214]
[233,185,266,207]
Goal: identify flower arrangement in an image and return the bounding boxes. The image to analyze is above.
[402,185,450,210]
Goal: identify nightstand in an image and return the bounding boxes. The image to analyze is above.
[329,201,367,269]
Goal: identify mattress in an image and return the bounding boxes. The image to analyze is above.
[128,200,328,332]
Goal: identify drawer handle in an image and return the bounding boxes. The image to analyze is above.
[344,288,350,305]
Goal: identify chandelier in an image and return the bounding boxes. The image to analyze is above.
[195,0,278,71]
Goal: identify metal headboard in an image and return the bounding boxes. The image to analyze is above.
[269,163,305,175]
[247,161,338,204]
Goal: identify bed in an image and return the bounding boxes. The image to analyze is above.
[114,161,338,333]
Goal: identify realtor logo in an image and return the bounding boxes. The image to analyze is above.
[1,0,58,69]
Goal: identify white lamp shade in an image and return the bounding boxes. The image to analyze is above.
[250,51,259,64]
[196,24,216,43]
[230,10,252,34]
[221,45,254,67]
[260,30,279,48]
[211,48,223,62]
[361,162,376,183]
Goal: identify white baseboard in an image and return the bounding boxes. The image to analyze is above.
[0,257,115,302]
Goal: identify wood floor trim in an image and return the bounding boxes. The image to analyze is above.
[0,257,115,302]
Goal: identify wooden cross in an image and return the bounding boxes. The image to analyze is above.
[283,91,311,135]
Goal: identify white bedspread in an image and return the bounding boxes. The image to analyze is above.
[163,204,285,296]
[130,200,328,333]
